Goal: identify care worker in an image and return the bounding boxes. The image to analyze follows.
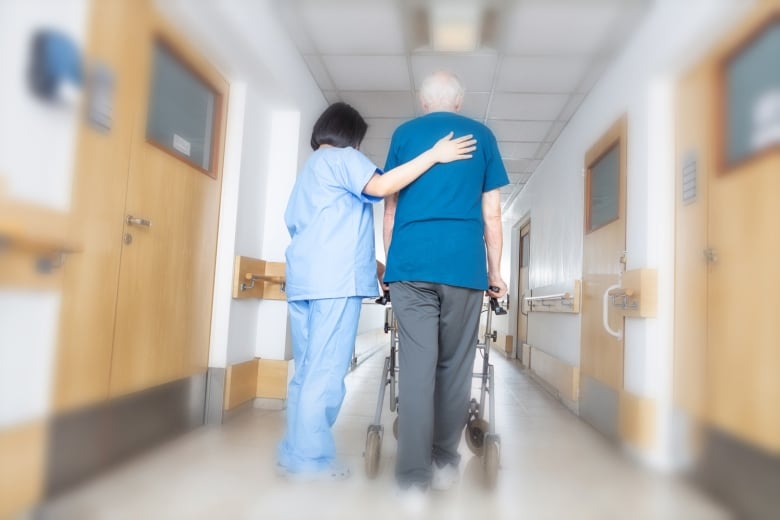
[277,102,477,481]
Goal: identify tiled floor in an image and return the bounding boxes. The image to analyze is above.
[41,330,730,520]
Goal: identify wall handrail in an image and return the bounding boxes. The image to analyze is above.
[242,272,285,292]
[522,281,581,314]
[524,292,572,302]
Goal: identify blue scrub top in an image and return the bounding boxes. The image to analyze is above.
[284,146,382,301]
[383,111,509,291]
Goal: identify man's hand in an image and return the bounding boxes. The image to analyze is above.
[487,276,507,298]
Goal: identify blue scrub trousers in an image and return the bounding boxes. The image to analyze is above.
[277,296,362,473]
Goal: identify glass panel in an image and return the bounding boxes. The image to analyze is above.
[726,21,780,165]
[588,144,620,232]
[521,232,530,268]
[146,42,216,172]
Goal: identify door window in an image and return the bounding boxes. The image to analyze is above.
[724,20,780,167]
[146,41,218,175]
[586,143,620,233]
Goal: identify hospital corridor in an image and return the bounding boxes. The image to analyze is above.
[1,0,779,519]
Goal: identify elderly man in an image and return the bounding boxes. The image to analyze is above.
[383,71,509,497]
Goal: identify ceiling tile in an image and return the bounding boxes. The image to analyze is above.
[410,53,499,92]
[323,55,410,91]
[544,121,567,142]
[303,55,335,91]
[322,91,341,104]
[535,142,553,159]
[504,1,625,56]
[364,118,409,141]
[487,120,553,142]
[460,92,490,121]
[339,91,416,118]
[503,158,541,173]
[498,141,540,160]
[359,138,391,158]
[508,173,532,184]
[559,94,586,120]
[298,1,406,55]
[496,56,589,93]
[489,93,569,120]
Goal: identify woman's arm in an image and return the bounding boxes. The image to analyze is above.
[362,132,476,198]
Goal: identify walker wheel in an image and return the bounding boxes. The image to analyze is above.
[465,418,489,456]
[483,435,500,490]
[364,428,382,479]
[393,416,399,440]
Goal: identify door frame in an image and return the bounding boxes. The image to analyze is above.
[511,215,531,361]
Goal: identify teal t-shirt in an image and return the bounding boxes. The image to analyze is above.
[383,111,509,290]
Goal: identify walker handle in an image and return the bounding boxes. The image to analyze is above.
[375,290,390,306]
[488,286,508,315]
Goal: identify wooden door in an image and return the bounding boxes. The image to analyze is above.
[580,117,627,393]
[108,3,228,396]
[55,0,148,410]
[676,3,780,454]
[516,222,530,360]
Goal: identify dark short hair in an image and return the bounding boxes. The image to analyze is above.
[310,102,368,150]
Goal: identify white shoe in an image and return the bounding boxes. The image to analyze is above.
[394,484,428,516]
[431,462,459,491]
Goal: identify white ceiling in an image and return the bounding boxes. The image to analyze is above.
[275,0,650,207]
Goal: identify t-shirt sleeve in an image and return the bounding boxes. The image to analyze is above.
[482,130,510,193]
[339,147,383,203]
[384,130,401,172]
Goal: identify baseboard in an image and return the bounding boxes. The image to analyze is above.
[527,346,579,402]
[0,420,45,518]
[256,359,289,400]
[693,428,780,520]
[619,390,656,451]
[224,359,259,411]
[45,374,206,498]
[221,358,290,416]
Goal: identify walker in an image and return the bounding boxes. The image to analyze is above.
[363,289,506,489]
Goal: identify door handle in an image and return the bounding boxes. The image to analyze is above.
[602,284,623,339]
[126,215,152,228]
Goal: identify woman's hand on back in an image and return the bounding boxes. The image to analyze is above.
[431,132,477,163]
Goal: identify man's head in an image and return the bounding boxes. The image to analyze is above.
[419,71,464,114]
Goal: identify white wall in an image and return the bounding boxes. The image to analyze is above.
[255,110,301,361]
[160,0,327,367]
[501,0,753,467]
[0,0,89,428]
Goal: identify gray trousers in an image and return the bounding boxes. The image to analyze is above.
[391,281,483,487]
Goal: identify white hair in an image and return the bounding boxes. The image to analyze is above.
[419,71,464,112]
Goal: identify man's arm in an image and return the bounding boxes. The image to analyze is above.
[482,188,507,297]
[383,193,398,259]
